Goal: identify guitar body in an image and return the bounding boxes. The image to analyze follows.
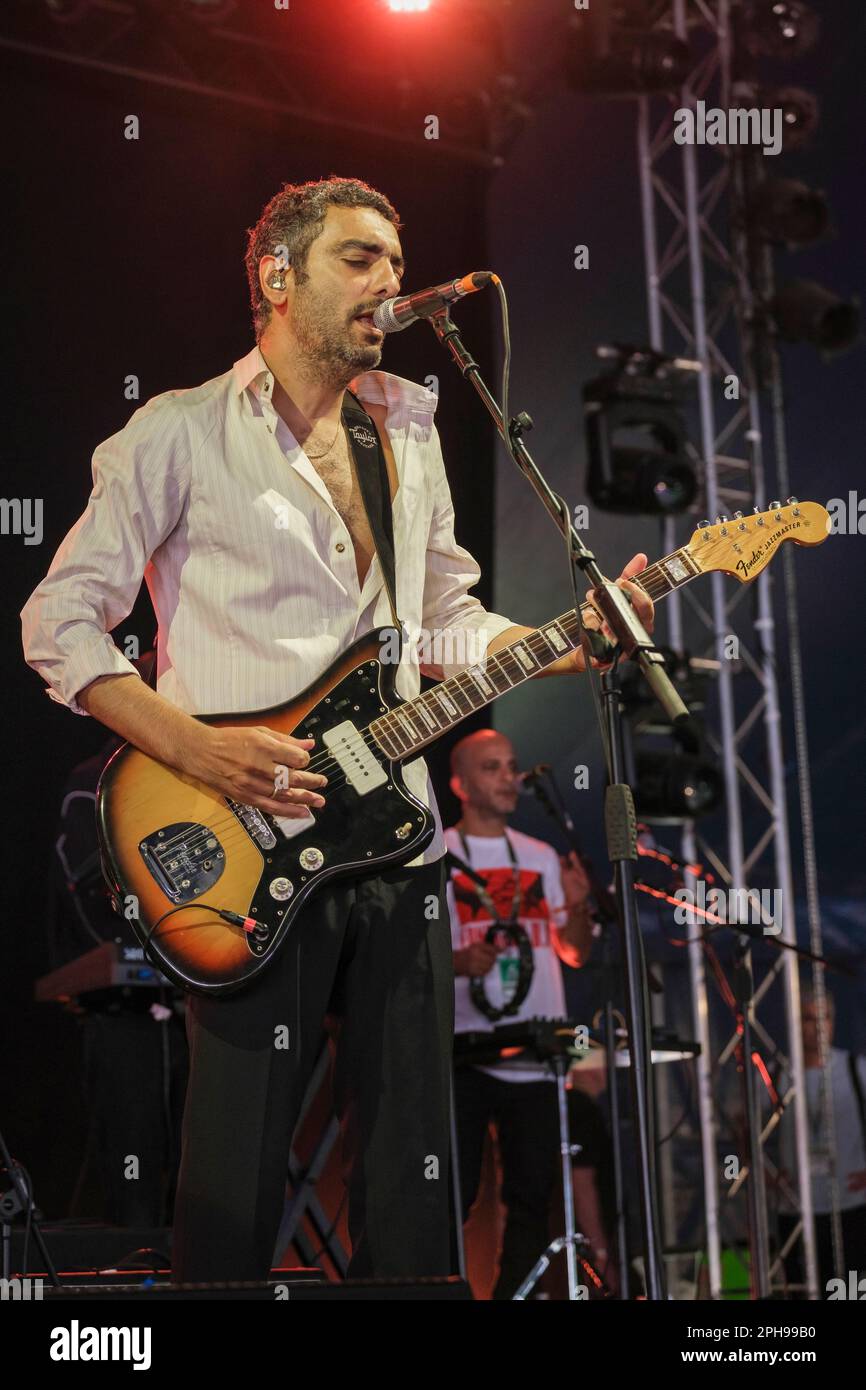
[96,626,435,996]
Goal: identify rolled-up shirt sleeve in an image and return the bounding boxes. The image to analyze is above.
[20,394,190,716]
[419,425,515,680]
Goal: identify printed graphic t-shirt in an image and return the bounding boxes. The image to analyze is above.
[445,826,568,1084]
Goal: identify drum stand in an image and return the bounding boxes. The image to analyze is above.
[512,1052,607,1302]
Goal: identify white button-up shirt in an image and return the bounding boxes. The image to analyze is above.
[21,344,515,865]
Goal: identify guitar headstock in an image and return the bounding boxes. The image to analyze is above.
[686,500,829,583]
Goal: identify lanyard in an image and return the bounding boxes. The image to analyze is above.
[456,826,523,926]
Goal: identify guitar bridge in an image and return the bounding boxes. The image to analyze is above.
[139,822,226,903]
[226,798,277,849]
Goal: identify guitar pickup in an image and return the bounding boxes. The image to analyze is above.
[322,719,388,795]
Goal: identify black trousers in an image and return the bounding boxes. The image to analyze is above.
[454,1066,560,1299]
[171,856,454,1283]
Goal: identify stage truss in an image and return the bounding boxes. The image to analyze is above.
[633,0,836,1299]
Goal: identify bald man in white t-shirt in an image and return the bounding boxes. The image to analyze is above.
[446,728,596,1299]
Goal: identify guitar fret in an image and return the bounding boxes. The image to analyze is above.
[465,664,496,699]
[484,658,514,694]
[413,696,441,732]
[396,708,426,743]
[495,650,524,685]
[510,639,542,674]
[381,715,411,755]
[540,623,569,654]
[679,548,701,578]
[530,627,560,663]
[544,618,578,657]
[431,687,461,721]
[408,703,436,739]
[448,675,477,717]
[368,540,714,762]
[661,552,691,583]
[373,722,404,759]
[639,566,672,599]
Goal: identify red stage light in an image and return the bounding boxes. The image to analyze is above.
[387,0,432,12]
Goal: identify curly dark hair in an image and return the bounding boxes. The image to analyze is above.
[243,175,402,341]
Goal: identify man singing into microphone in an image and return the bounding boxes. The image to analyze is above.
[21,176,653,1285]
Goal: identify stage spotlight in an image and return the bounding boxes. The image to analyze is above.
[566,15,690,95]
[748,177,829,247]
[387,0,432,11]
[618,649,716,719]
[773,87,819,149]
[769,280,861,356]
[732,81,820,151]
[743,2,820,60]
[584,348,698,516]
[635,749,724,823]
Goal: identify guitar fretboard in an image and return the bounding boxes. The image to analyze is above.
[370,545,700,761]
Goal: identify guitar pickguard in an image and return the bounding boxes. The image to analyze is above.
[233,657,434,962]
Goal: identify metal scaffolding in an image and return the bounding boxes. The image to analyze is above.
[634,0,832,1298]
[0,0,528,168]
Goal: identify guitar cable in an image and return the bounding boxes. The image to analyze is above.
[142,903,265,952]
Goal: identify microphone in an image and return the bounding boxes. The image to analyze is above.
[517,763,551,795]
[372,271,495,333]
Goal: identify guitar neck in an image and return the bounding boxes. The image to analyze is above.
[370,544,701,761]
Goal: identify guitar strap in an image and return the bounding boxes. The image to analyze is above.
[341,388,402,633]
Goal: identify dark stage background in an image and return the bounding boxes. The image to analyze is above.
[2,0,864,1248]
[1,25,500,1219]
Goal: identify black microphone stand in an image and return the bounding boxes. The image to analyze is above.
[522,767,631,1297]
[426,307,694,1300]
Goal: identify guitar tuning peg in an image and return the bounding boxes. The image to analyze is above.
[699,519,710,528]
[753,505,761,513]
[770,500,781,510]
[718,514,728,523]
[786,496,798,504]
[733,510,743,519]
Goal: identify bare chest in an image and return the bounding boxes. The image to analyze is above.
[308,428,375,587]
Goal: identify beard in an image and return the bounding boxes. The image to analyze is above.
[291,280,382,386]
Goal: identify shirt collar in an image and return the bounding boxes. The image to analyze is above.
[232,344,438,417]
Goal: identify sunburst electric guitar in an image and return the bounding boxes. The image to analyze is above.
[96,501,828,995]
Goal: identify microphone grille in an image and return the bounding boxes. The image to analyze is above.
[372,300,406,333]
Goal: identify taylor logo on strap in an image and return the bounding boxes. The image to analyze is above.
[347,423,377,450]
